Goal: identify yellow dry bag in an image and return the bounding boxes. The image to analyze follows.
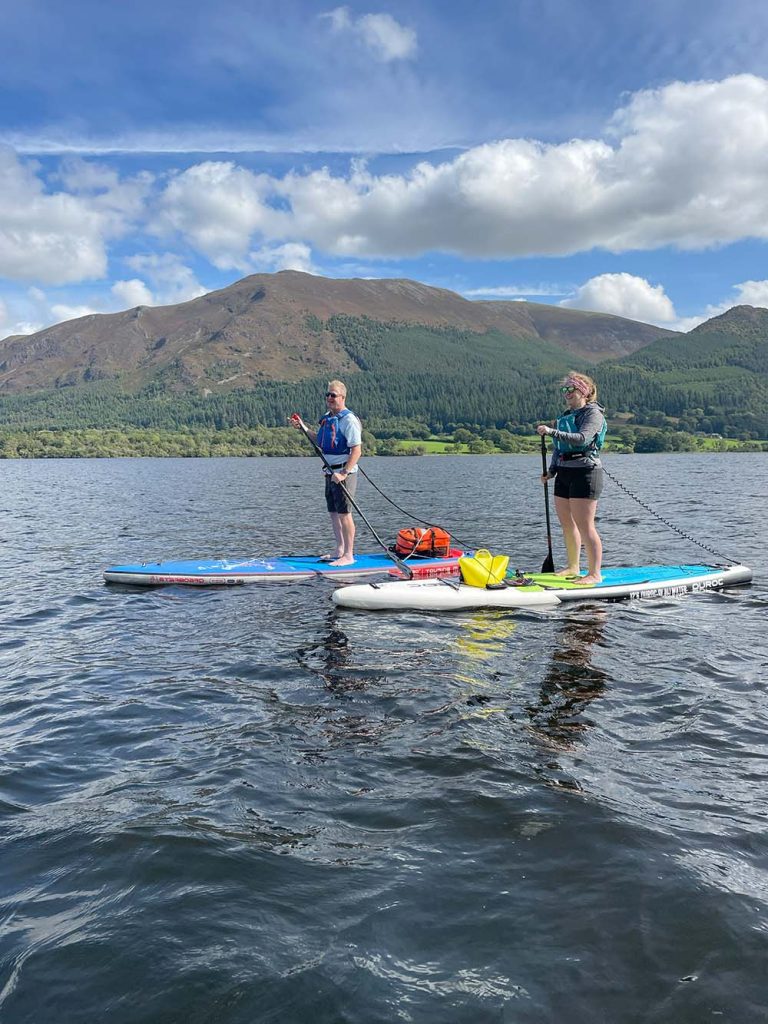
[459,549,510,589]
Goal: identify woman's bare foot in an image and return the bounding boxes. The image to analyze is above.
[555,567,580,577]
[578,573,602,585]
[329,556,355,566]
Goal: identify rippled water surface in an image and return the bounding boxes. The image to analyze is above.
[1,454,766,1023]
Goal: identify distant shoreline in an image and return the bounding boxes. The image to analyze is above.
[1,425,765,461]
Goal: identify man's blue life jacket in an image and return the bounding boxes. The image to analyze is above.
[553,409,607,455]
[317,409,353,456]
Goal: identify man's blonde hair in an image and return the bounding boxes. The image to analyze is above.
[327,380,347,396]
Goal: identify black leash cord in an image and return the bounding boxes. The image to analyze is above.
[603,465,741,565]
[357,465,478,551]
[359,460,741,567]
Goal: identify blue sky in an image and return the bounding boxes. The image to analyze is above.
[2,0,768,338]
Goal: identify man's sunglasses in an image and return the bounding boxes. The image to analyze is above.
[325,391,341,398]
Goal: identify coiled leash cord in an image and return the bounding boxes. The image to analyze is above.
[603,465,742,565]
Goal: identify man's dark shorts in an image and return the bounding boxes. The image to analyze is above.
[325,472,358,513]
[553,465,604,500]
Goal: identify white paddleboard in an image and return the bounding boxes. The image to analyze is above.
[331,564,753,611]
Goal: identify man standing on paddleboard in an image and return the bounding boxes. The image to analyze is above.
[290,380,363,566]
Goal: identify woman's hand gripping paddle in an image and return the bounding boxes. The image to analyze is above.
[290,413,414,580]
[540,434,556,574]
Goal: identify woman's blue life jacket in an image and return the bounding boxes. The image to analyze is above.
[553,405,607,456]
[317,408,355,458]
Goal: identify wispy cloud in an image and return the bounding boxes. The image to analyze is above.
[463,284,570,298]
[5,0,768,159]
[322,7,417,62]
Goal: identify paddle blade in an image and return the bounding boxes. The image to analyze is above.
[541,549,555,574]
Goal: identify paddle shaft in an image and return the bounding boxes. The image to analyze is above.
[540,434,556,574]
[292,416,413,579]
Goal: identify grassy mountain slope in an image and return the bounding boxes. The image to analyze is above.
[0,271,676,396]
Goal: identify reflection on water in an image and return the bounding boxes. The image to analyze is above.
[527,608,608,749]
[455,614,519,663]
[453,614,520,720]
[525,608,609,793]
[296,609,360,694]
[293,610,396,753]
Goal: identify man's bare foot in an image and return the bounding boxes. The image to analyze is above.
[555,567,580,577]
[578,573,602,585]
[329,556,355,566]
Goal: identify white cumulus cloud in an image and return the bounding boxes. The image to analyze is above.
[154,161,283,269]
[0,150,150,285]
[146,75,768,272]
[670,278,768,331]
[248,242,316,273]
[111,278,155,307]
[322,7,417,61]
[560,273,677,323]
[123,253,207,306]
[558,272,768,332]
[731,279,768,306]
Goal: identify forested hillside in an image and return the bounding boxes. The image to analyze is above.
[0,270,674,395]
[0,300,766,451]
[598,305,768,438]
[0,318,577,431]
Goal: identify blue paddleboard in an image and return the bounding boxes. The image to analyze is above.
[103,550,463,586]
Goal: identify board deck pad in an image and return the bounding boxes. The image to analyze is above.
[103,550,464,586]
[514,566,728,590]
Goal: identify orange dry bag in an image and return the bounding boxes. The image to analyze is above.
[393,527,452,558]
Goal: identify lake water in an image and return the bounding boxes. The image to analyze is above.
[1,454,766,1023]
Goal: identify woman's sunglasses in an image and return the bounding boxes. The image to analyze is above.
[560,385,578,394]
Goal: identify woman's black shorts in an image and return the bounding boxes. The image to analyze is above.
[553,465,604,500]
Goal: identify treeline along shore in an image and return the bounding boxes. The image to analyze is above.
[0,423,765,459]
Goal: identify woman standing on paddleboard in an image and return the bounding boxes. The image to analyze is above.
[537,372,606,585]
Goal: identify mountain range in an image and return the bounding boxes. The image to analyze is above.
[0,272,766,438]
[0,271,675,395]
